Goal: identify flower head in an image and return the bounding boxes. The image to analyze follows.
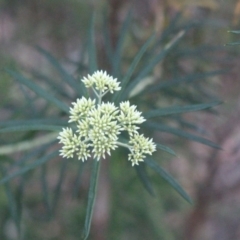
[69,97,95,123]
[128,133,156,166]
[58,71,156,166]
[58,127,91,161]
[117,101,145,135]
[88,105,122,159]
[82,70,121,94]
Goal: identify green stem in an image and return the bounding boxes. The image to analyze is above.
[116,141,131,149]
[82,159,101,240]
[101,90,109,98]
[92,87,99,99]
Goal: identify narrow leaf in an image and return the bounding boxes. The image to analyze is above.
[40,164,52,217]
[0,133,57,155]
[146,70,225,93]
[0,167,21,234]
[51,159,68,215]
[113,35,155,103]
[0,125,63,133]
[176,116,208,134]
[36,47,83,96]
[145,122,221,149]
[120,30,185,100]
[144,101,222,119]
[6,69,69,113]
[135,164,155,196]
[102,13,114,64]
[226,41,240,46]
[0,119,67,128]
[19,83,38,117]
[0,150,59,185]
[154,12,182,46]
[8,144,51,168]
[88,14,98,73]
[82,160,101,240]
[228,30,240,34]
[30,70,71,98]
[112,10,132,77]
[72,161,87,198]
[145,157,192,203]
[156,143,176,156]
[15,174,25,233]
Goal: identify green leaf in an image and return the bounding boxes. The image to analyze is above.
[145,157,192,203]
[144,101,222,119]
[102,13,113,64]
[6,69,69,113]
[88,13,98,73]
[146,70,225,93]
[156,143,176,156]
[0,150,59,185]
[13,145,51,168]
[82,160,101,240]
[36,47,84,96]
[0,166,21,234]
[112,10,132,77]
[120,30,185,100]
[15,175,25,233]
[30,70,71,98]
[164,89,203,106]
[145,122,221,149]
[175,116,208,134]
[0,119,67,128]
[72,161,87,198]
[19,83,38,116]
[51,159,68,215]
[0,125,63,133]
[228,30,240,34]
[113,35,155,103]
[226,41,240,46]
[152,12,182,48]
[0,133,57,155]
[40,164,52,218]
[135,164,155,196]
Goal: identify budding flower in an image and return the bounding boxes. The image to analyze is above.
[57,71,156,166]
[82,70,121,94]
[69,97,96,123]
[128,133,156,166]
[118,101,146,136]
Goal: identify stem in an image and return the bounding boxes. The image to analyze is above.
[82,159,101,240]
[98,94,102,104]
[92,86,110,104]
[92,88,99,99]
[101,90,109,98]
[116,141,131,149]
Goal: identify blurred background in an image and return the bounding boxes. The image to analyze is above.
[0,0,240,239]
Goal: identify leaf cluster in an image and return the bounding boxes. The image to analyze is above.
[0,11,222,239]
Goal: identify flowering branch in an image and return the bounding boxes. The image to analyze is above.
[57,70,156,166]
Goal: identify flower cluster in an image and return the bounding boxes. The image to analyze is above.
[58,70,156,166]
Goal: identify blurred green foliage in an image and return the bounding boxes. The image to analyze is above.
[0,1,231,239]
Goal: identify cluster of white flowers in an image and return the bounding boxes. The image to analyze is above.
[58,70,156,166]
